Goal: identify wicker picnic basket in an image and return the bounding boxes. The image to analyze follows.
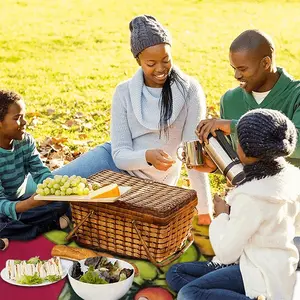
[67,170,197,267]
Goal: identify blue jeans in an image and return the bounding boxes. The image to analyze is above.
[0,201,69,240]
[166,261,252,300]
[54,142,125,177]
[26,142,125,193]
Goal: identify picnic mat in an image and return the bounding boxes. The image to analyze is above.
[1,229,299,300]
[0,226,208,300]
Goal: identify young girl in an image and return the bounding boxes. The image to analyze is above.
[38,15,212,225]
[166,108,300,300]
[0,90,70,243]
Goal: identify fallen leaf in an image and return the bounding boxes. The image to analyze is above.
[82,122,93,130]
[74,112,84,118]
[78,133,88,139]
[47,108,56,115]
[65,120,76,127]
[49,158,65,170]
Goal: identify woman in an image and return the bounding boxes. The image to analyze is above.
[48,15,212,224]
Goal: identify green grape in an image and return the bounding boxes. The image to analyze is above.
[81,178,88,184]
[71,180,78,187]
[44,188,50,195]
[43,178,52,184]
[62,175,69,182]
[78,182,85,190]
[72,187,78,194]
[53,183,60,190]
[50,188,55,194]
[92,183,101,191]
[77,189,84,196]
[83,188,90,195]
[55,190,61,196]
[48,182,54,188]
[60,186,67,191]
[37,184,43,189]
[66,188,73,195]
[63,181,70,188]
[54,175,62,183]
[69,175,76,181]
[36,188,44,195]
[60,191,66,196]
[42,183,48,188]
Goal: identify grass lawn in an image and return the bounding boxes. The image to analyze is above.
[1,0,300,190]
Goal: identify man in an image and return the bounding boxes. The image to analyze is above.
[196,29,300,270]
[197,29,300,171]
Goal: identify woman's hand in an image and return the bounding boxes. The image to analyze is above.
[146,149,175,171]
[213,194,230,217]
[196,118,232,144]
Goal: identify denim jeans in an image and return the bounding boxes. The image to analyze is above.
[166,261,253,300]
[26,142,125,193]
[0,201,69,240]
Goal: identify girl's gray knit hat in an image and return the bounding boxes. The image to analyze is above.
[237,108,297,159]
[129,15,171,58]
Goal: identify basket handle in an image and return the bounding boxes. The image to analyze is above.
[132,221,193,271]
[65,210,94,241]
[155,235,194,267]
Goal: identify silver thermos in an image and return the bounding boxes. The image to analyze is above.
[203,131,245,185]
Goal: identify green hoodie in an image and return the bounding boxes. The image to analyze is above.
[221,67,300,167]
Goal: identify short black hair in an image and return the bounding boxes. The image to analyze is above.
[0,90,23,121]
[230,29,275,59]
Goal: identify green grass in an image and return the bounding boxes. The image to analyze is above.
[1,0,300,191]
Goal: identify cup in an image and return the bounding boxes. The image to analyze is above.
[177,140,204,167]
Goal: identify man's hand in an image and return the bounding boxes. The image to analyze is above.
[213,194,230,217]
[196,118,232,144]
[146,149,175,171]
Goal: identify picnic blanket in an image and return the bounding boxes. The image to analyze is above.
[1,230,299,300]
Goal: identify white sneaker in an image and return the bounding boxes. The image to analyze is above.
[59,215,71,229]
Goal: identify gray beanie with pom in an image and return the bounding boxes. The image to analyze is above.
[129,15,171,58]
[237,108,297,159]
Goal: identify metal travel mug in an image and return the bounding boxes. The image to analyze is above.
[177,140,204,167]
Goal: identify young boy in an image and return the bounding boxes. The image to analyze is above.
[0,90,70,246]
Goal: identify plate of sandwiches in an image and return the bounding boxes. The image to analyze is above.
[1,256,72,287]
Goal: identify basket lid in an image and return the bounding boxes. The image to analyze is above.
[88,170,197,218]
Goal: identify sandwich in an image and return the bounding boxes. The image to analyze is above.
[6,256,63,284]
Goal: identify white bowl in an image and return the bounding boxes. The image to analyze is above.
[68,257,134,300]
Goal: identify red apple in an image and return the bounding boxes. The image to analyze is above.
[134,287,173,300]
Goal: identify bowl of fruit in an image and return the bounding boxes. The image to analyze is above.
[34,175,131,203]
[68,256,134,300]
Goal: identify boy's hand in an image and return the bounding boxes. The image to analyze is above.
[16,194,50,213]
[196,119,232,144]
[213,194,230,217]
[146,149,175,171]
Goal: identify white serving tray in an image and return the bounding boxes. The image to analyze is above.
[34,186,131,203]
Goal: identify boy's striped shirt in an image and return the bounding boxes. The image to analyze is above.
[0,133,52,219]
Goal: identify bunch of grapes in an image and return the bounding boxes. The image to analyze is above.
[36,175,90,196]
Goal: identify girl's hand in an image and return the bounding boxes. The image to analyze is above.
[213,194,230,217]
[146,149,175,171]
[192,150,218,173]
